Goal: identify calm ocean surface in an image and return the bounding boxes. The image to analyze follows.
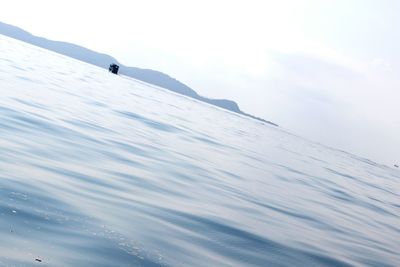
[0,35,399,267]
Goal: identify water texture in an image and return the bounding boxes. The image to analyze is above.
[0,35,399,267]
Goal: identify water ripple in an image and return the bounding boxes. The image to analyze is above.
[1,35,399,267]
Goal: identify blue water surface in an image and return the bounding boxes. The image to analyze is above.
[0,35,399,267]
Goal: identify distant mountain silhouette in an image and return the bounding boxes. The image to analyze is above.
[0,21,277,126]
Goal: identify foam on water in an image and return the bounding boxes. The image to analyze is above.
[0,35,399,267]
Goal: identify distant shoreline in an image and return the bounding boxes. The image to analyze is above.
[0,21,277,127]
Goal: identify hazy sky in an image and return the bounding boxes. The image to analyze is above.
[1,0,399,165]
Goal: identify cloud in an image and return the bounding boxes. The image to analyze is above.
[255,52,400,165]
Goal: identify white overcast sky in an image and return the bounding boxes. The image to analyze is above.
[1,0,399,165]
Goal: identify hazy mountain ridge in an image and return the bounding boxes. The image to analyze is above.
[0,21,276,126]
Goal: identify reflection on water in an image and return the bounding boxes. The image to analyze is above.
[0,35,399,267]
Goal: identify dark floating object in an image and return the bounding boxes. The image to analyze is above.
[35,258,42,262]
[109,63,119,74]
[395,164,399,168]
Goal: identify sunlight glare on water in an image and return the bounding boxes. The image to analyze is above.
[0,35,399,267]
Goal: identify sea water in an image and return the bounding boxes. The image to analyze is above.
[0,35,399,267]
